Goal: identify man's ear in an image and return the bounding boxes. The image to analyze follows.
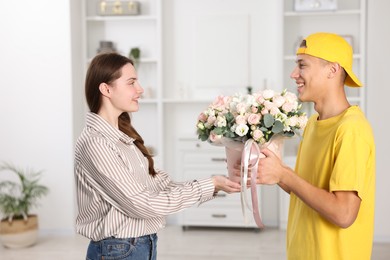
[328,62,342,79]
[99,83,111,97]
[330,62,341,74]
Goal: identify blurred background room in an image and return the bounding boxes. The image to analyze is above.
[0,0,389,259]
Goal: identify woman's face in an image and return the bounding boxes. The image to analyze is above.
[108,63,144,113]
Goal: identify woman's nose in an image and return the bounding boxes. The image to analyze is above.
[136,82,144,94]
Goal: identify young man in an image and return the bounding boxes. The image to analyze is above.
[257,32,376,259]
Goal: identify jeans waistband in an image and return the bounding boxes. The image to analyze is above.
[93,233,157,243]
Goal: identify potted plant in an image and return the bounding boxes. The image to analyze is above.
[0,162,49,248]
[129,47,141,68]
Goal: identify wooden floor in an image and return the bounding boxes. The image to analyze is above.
[0,225,389,259]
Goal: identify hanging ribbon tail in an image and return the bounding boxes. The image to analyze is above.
[249,142,265,229]
[240,140,252,225]
[241,139,265,228]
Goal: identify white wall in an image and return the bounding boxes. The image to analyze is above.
[0,0,75,233]
[367,0,390,243]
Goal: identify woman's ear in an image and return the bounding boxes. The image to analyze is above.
[99,82,111,97]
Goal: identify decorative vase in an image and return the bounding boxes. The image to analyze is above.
[0,215,39,248]
[97,41,116,54]
[221,135,285,228]
[223,136,284,181]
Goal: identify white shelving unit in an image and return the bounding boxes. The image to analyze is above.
[82,0,164,168]
[279,0,367,230]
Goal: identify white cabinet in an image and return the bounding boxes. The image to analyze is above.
[177,138,259,228]
[82,0,164,167]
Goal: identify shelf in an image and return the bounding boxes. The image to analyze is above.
[86,57,158,64]
[163,99,213,104]
[82,0,163,166]
[86,15,158,21]
[284,9,361,16]
[284,54,362,61]
[139,98,158,104]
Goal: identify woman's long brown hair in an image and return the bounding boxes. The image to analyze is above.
[85,52,157,177]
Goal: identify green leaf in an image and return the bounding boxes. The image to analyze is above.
[283,131,294,137]
[0,162,49,220]
[213,127,225,135]
[263,114,275,128]
[199,134,209,141]
[225,112,234,123]
[271,120,284,134]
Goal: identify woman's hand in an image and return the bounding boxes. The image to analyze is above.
[212,175,241,193]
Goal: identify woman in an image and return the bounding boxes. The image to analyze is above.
[74,52,241,260]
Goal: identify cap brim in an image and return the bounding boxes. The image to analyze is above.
[344,68,362,87]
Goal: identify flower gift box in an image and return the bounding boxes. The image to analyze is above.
[196,89,308,228]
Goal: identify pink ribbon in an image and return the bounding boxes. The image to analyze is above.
[240,139,265,228]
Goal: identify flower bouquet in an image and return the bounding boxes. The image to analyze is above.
[196,89,308,228]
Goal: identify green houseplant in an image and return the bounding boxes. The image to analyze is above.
[0,162,49,248]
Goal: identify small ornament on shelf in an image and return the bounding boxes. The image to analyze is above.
[294,0,338,12]
[97,41,116,54]
[98,1,141,16]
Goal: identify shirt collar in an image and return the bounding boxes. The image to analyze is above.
[86,112,135,145]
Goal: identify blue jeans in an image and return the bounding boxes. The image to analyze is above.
[86,234,158,260]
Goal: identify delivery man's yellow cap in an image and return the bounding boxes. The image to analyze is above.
[296,32,362,87]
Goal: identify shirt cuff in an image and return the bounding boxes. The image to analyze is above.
[195,178,216,204]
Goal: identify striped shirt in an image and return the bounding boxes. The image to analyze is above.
[74,112,215,241]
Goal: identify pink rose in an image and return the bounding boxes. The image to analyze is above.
[270,107,281,116]
[209,131,222,143]
[236,103,247,114]
[207,115,216,125]
[298,115,308,128]
[251,105,258,113]
[256,95,265,104]
[273,95,286,108]
[284,92,298,103]
[211,95,227,110]
[247,113,261,125]
[287,116,298,127]
[252,129,264,141]
[262,89,275,100]
[198,112,207,122]
[282,102,295,113]
[235,115,247,125]
[264,100,275,110]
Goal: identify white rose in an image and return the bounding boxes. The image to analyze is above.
[235,124,249,137]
